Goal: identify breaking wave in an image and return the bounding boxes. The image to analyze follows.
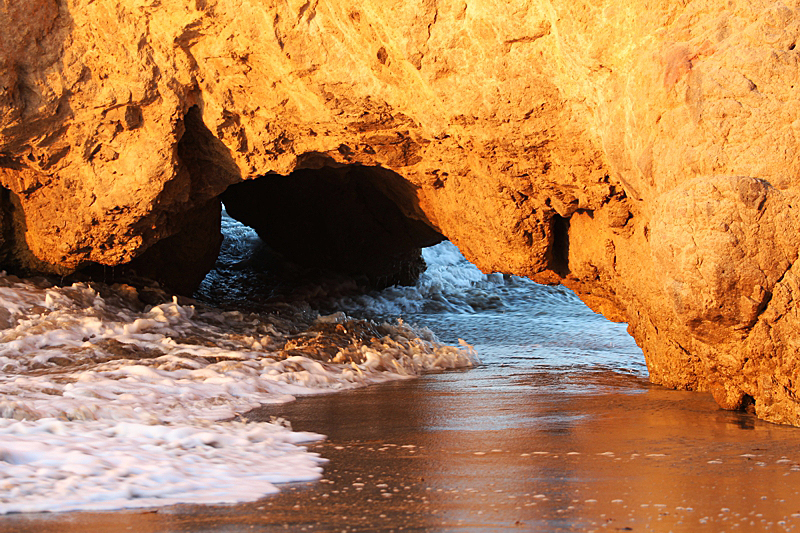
[0,240,475,513]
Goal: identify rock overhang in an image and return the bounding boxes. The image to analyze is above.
[1,0,800,424]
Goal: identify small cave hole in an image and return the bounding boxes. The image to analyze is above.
[740,394,756,414]
[548,214,571,278]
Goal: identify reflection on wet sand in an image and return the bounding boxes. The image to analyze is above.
[4,367,800,532]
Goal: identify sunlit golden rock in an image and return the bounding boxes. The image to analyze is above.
[2,1,800,423]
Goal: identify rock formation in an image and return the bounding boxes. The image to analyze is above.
[2,0,800,424]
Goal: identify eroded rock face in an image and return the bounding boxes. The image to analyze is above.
[2,0,800,423]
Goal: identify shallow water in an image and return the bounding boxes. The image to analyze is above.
[248,375,800,532]
[199,215,645,377]
[6,369,800,532]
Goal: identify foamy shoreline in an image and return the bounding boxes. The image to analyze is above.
[0,271,476,514]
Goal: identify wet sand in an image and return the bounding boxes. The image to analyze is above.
[3,366,800,532]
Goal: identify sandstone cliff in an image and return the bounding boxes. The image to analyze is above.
[2,0,800,424]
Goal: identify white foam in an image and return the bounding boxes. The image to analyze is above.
[324,241,521,316]
[0,273,476,514]
[0,417,324,514]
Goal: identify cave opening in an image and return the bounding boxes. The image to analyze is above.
[194,195,649,383]
[191,161,646,384]
[548,213,570,278]
[219,165,442,283]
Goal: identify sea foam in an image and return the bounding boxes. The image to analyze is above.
[0,267,476,514]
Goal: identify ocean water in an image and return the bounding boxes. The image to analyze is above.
[199,211,645,381]
[333,240,646,380]
[6,213,800,532]
[0,212,642,515]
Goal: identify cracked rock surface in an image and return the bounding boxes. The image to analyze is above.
[2,0,800,423]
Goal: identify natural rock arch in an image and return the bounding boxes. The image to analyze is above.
[2,0,800,424]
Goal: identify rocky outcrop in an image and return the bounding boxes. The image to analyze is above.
[2,1,800,423]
